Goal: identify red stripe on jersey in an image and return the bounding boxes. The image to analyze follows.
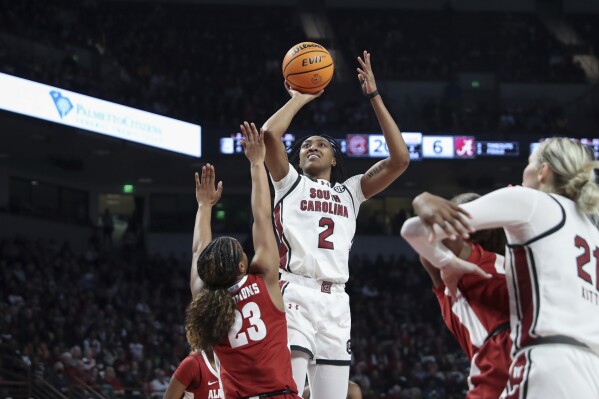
[503,348,532,399]
[434,287,477,359]
[512,247,535,350]
[273,203,289,271]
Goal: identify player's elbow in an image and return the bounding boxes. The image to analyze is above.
[261,124,276,138]
[390,154,410,172]
[384,156,410,178]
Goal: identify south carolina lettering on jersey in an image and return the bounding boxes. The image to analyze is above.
[232,283,260,303]
[300,188,349,218]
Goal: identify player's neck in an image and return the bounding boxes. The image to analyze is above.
[305,170,332,182]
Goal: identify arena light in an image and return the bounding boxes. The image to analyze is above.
[0,72,202,157]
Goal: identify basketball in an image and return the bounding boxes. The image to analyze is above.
[282,42,334,94]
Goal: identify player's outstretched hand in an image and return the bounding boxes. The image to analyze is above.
[412,192,473,242]
[441,257,492,299]
[195,164,223,207]
[240,122,265,165]
[357,50,377,96]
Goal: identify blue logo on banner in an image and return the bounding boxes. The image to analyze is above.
[50,90,73,119]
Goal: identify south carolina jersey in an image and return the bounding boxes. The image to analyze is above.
[172,351,222,399]
[214,274,297,399]
[504,192,599,354]
[434,242,511,399]
[272,165,366,283]
[402,187,599,356]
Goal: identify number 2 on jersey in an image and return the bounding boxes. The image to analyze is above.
[228,302,267,348]
[318,217,335,249]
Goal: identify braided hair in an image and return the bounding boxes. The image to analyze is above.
[185,236,243,351]
[288,134,347,185]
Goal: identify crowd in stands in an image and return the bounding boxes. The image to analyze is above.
[0,1,590,135]
[331,8,587,83]
[1,236,468,399]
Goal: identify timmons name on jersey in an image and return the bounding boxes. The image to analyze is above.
[232,283,260,303]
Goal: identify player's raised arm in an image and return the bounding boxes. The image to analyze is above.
[261,85,322,181]
[190,165,223,297]
[357,51,410,199]
[240,122,280,287]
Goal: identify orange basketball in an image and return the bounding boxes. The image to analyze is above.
[282,42,334,94]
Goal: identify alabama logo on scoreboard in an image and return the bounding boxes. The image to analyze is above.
[454,136,476,159]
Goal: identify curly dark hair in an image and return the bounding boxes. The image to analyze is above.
[450,193,507,255]
[288,134,347,184]
[185,236,243,351]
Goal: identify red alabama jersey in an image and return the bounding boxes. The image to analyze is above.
[434,242,511,399]
[215,274,297,399]
[172,351,222,399]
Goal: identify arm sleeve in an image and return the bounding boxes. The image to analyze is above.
[270,163,299,193]
[401,187,551,268]
[173,356,201,388]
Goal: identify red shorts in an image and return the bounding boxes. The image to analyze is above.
[467,329,512,399]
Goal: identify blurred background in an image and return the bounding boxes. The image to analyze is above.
[0,0,598,398]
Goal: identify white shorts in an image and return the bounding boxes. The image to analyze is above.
[503,343,599,398]
[279,271,351,364]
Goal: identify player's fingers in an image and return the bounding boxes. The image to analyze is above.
[216,181,223,198]
[472,265,492,279]
[449,208,474,235]
[455,204,472,219]
[240,124,249,142]
[205,164,214,187]
[258,128,265,142]
[426,225,436,243]
[448,217,470,239]
[434,216,457,240]
[243,122,254,143]
[240,140,247,150]
[200,165,207,186]
[249,122,259,141]
[357,56,366,69]
[446,281,458,300]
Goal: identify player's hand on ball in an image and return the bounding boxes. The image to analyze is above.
[240,122,265,164]
[284,80,323,103]
[357,50,378,96]
[195,164,223,207]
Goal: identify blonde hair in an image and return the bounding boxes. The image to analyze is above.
[536,137,599,215]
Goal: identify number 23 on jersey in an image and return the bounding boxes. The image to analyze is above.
[228,302,267,348]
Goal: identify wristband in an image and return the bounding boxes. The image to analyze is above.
[366,89,380,99]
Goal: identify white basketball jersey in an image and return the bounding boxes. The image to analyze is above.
[505,193,599,355]
[271,165,366,283]
[402,187,599,358]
